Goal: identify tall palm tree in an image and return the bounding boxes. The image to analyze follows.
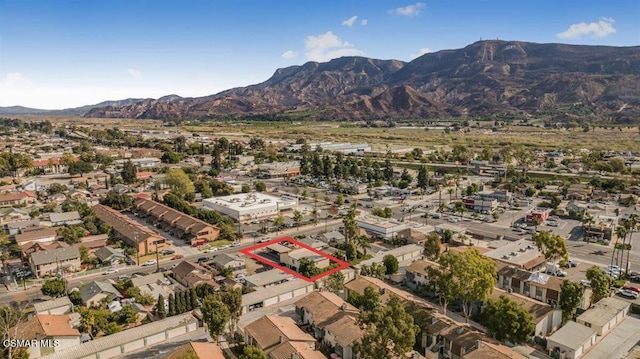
[355,235,371,256]
[613,226,627,269]
[624,214,638,272]
[582,212,595,243]
[532,217,542,232]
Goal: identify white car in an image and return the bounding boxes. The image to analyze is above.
[103,268,118,275]
[204,248,218,253]
[619,289,639,299]
[142,260,157,267]
[231,241,241,247]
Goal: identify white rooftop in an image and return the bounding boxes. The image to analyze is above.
[484,240,543,266]
[203,193,295,211]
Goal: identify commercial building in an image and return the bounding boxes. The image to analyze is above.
[202,193,297,222]
[281,248,331,273]
[257,161,301,178]
[484,240,546,271]
[355,215,410,239]
[243,269,293,289]
[526,208,552,223]
[286,142,371,155]
[462,197,498,213]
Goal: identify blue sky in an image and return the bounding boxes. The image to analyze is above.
[1,0,638,109]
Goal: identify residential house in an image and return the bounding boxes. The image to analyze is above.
[0,191,37,207]
[342,276,392,304]
[280,248,330,273]
[15,227,57,246]
[241,279,314,314]
[546,321,597,359]
[78,234,109,252]
[49,211,82,226]
[94,247,127,266]
[32,157,69,174]
[166,342,225,359]
[575,297,630,337]
[483,240,546,271]
[244,315,317,355]
[269,341,328,359]
[404,259,440,290]
[22,241,69,258]
[8,314,81,358]
[295,291,361,359]
[94,204,167,256]
[439,326,487,359]
[479,288,562,337]
[318,230,345,244]
[130,272,174,300]
[462,341,527,359]
[77,281,123,307]
[5,219,40,235]
[396,226,436,245]
[133,198,219,246]
[566,184,593,201]
[30,246,81,278]
[210,253,246,275]
[0,207,31,226]
[497,267,591,308]
[172,261,217,289]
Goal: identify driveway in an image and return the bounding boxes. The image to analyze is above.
[583,314,640,359]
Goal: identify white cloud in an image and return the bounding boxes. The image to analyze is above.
[389,2,425,17]
[557,17,616,39]
[342,15,358,27]
[127,68,143,79]
[305,31,365,62]
[281,50,298,59]
[411,47,432,59]
[361,19,368,26]
[4,72,26,87]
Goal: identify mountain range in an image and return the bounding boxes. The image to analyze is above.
[4,40,640,122]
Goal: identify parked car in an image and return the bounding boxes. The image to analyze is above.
[102,268,118,275]
[622,286,640,294]
[231,241,241,247]
[142,260,157,267]
[619,289,639,299]
[631,276,640,283]
[171,254,184,260]
[204,248,218,253]
[117,275,130,281]
[196,257,210,264]
[160,250,175,255]
[580,279,591,286]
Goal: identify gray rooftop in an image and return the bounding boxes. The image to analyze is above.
[78,281,122,304]
[212,253,243,267]
[547,321,596,350]
[244,269,293,287]
[242,278,313,306]
[94,247,125,262]
[31,246,80,266]
[50,211,81,223]
[33,296,73,314]
[576,297,630,328]
[40,313,197,359]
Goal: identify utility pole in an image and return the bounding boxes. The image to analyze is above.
[155,241,160,273]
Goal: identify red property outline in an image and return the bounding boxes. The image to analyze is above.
[239,236,350,282]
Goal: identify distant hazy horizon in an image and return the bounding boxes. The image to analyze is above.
[1,0,638,109]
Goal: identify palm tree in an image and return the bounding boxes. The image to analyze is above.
[355,235,371,256]
[582,212,595,243]
[448,188,454,203]
[531,217,542,232]
[623,214,638,272]
[613,226,628,269]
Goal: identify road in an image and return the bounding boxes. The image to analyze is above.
[0,218,345,306]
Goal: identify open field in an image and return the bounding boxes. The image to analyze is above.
[12,116,640,152]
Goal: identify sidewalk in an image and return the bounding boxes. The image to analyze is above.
[218,339,238,359]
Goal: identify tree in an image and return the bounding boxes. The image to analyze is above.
[293,210,303,230]
[326,271,345,294]
[121,161,137,184]
[423,233,441,260]
[69,290,82,305]
[217,289,243,339]
[254,180,266,192]
[68,161,94,176]
[100,190,133,210]
[355,294,418,359]
[118,305,138,325]
[42,278,66,298]
[190,287,198,309]
[342,205,358,243]
[298,258,320,278]
[533,231,569,263]
[168,293,176,316]
[586,266,612,303]
[382,255,399,275]
[336,193,344,206]
[359,262,386,280]
[201,295,230,343]
[239,346,267,359]
[355,235,371,257]
[241,183,251,193]
[455,249,497,321]
[623,214,638,272]
[582,212,595,243]
[156,294,166,319]
[103,322,122,335]
[479,295,535,344]
[417,166,428,190]
[273,215,284,233]
[161,151,182,164]
[559,280,585,324]
[164,169,195,196]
